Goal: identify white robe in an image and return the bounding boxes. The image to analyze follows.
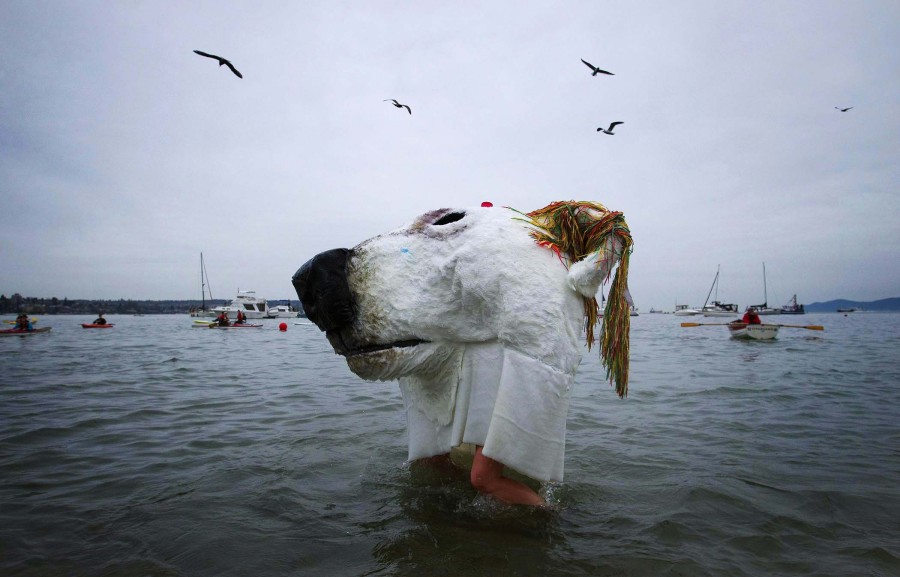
[399,342,575,483]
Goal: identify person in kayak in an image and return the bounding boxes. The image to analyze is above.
[93,313,107,325]
[235,310,246,324]
[15,314,33,331]
[215,311,231,327]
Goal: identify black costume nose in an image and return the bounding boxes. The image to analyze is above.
[292,248,355,332]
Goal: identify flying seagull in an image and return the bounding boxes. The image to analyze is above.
[597,121,624,135]
[384,99,412,115]
[193,50,243,79]
[835,106,853,112]
[581,59,614,76]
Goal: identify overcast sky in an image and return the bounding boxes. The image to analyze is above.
[2,1,897,310]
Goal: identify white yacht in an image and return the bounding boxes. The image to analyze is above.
[212,290,269,319]
[702,301,740,317]
[266,304,301,318]
[673,304,701,316]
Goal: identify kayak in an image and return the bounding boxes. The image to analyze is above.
[82,323,114,329]
[0,327,52,336]
[192,321,263,329]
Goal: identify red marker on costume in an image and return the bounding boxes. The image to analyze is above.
[481,201,493,207]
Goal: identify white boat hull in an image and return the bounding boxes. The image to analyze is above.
[674,309,701,316]
[728,324,779,340]
[266,305,299,318]
[190,310,217,318]
[754,308,782,315]
[212,290,269,319]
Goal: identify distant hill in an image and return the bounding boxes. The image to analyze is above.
[806,297,900,312]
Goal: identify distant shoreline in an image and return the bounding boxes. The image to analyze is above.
[0,297,297,316]
[4,295,898,315]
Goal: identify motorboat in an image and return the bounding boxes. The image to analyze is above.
[673,304,701,316]
[781,294,805,315]
[266,304,301,318]
[727,322,779,340]
[211,290,270,319]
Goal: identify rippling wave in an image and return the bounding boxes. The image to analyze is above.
[1,313,899,576]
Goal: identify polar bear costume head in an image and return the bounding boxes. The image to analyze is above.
[293,201,632,482]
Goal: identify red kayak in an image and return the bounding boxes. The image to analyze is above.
[82,323,115,329]
[0,327,52,336]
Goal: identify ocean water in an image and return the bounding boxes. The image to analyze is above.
[1,313,898,577]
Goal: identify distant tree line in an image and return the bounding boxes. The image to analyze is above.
[0,293,299,315]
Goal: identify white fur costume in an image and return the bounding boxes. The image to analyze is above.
[330,204,629,483]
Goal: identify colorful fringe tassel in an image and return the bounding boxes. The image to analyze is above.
[510,201,633,397]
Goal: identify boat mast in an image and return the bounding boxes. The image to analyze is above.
[200,253,206,311]
[762,262,768,308]
[702,265,720,309]
[200,253,213,311]
[714,269,719,303]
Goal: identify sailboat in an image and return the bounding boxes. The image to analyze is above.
[190,253,217,317]
[701,265,740,317]
[750,262,782,315]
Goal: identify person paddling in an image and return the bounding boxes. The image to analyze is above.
[15,314,33,331]
[93,313,107,325]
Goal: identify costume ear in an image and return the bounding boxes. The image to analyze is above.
[567,236,622,298]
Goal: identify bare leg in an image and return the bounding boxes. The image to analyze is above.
[470,446,545,506]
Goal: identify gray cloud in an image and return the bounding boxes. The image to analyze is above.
[1,1,897,311]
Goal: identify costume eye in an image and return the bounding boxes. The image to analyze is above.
[433,211,465,226]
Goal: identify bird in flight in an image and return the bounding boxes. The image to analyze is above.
[193,50,243,79]
[597,121,624,135]
[834,106,853,112]
[384,99,412,114]
[581,59,614,76]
